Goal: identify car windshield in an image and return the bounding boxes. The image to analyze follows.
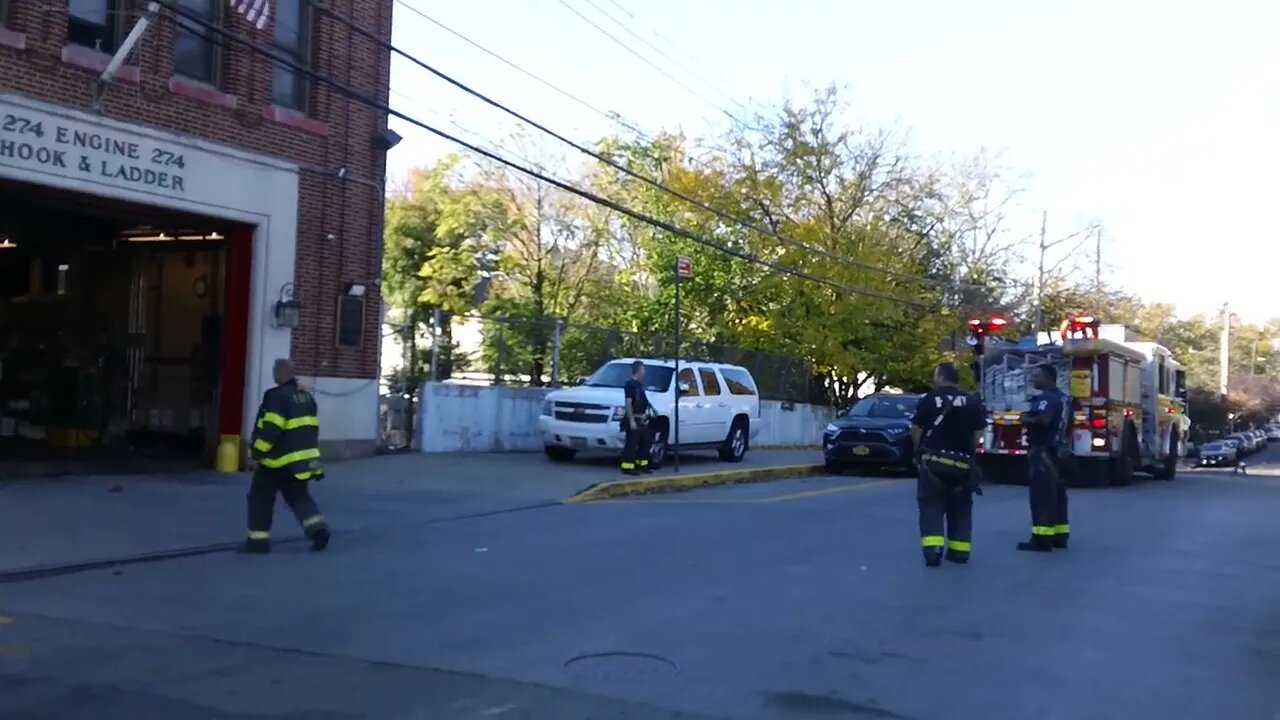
[582,362,674,393]
[849,396,918,419]
[1203,442,1224,451]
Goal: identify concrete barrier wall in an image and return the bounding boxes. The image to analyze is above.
[417,381,835,453]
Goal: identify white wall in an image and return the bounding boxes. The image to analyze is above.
[417,381,835,453]
[0,93,377,446]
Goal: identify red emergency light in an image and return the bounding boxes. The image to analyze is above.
[988,317,1008,329]
[1090,418,1106,429]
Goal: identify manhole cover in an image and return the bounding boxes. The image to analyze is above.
[563,652,678,682]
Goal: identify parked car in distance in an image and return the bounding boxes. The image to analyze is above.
[1266,424,1280,441]
[1227,433,1257,455]
[538,358,763,466]
[1197,441,1238,467]
[822,393,922,475]
[1251,429,1268,450]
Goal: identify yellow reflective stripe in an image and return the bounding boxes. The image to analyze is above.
[1032,525,1056,536]
[620,462,635,470]
[247,530,270,540]
[947,539,971,552]
[261,448,321,468]
[1053,524,1070,535]
[637,459,649,467]
[260,412,286,429]
[921,535,944,548]
[301,515,325,527]
[253,438,273,453]
[284,415,318,430]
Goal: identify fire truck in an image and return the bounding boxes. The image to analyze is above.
[969,315,1189,487]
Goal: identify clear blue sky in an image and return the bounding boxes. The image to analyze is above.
[384,0,1280,323]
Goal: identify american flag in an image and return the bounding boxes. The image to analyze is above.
[230,0,269,30]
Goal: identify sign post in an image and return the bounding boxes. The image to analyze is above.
[672,256,692,473]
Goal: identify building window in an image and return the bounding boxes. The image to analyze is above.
[68,0,130,54]
[173,0,221,84]
[271,0,310,110]
[1,0,10,28]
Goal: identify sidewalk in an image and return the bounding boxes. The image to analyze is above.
[0,448,818,574]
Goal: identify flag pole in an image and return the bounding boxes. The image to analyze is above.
[92,1,162,112]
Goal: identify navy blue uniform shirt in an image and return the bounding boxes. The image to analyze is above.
[911,387,987,454]
[1025,386,1068,448]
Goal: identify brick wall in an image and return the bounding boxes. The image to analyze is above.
[0,0,392,379]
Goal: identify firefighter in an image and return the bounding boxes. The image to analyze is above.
[620,360,654,476]
[910,362,987,567]
[1019,362,1069,552]
[239,358,330,554]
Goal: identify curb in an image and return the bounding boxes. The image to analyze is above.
[562,463,828,504]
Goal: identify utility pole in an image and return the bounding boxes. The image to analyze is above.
[1219,302,1230,397]
[1033,210,1048,338]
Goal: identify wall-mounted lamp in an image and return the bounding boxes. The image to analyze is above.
[274,283,301,329]
[0,236,17,250]
[344,282,367,298]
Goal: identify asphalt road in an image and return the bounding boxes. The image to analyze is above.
[3,446,1280,719]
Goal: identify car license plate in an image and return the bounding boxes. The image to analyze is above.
[570,437,588,449]
[852,445,870,456]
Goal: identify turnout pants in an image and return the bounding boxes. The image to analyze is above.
[246,467,328,544]
[917,465,973,560]
[620,421,652,472]
[1028,447,1069,545]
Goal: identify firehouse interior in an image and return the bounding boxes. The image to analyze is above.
[0,179,242,477]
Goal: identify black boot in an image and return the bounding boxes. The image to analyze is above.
[236,540,270,554]
[945,551,969,565]
[1052,536,1069,549]
[1016,538,1053,553]
[309,528,331,552]
[923,549,942,567]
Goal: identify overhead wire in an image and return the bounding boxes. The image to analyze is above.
[574,0,747,113]
[153,0,935,310]
[391,0,652,142]
[316,1,993,293]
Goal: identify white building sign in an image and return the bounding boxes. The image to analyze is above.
[1,104,191,195]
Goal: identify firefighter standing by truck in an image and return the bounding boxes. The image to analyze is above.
[620,360,655,476]
[1019,362,1070,552]
[911,363,987,567]
[239,358,330,554]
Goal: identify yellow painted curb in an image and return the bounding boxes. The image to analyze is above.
[562,463,829,504]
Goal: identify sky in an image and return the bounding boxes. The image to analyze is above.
[383,0,1280,323]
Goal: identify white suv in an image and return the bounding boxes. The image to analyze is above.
[538,358,763,466]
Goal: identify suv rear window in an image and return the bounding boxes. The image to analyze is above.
[719,367,757,396]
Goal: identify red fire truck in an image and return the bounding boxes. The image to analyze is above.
[972,315,1189,487]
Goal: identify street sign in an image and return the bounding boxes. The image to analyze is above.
[676,256,693,278]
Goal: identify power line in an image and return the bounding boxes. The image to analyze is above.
[575,0,746,113]
[154,1,935,311]
[317,2,990,293]
[555,0,736,124]
[602,0,741,96]
[392,0,652,142]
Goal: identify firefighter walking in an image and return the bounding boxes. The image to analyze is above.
[1019,362,1070,552]
[620,360,654,476]
[239,358,330,554]
[910,363,987,567]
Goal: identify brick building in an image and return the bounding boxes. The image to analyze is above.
[0,0,393,472]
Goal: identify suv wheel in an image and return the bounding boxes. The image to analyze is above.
[544,446,577,463]
[718,421,748,462]
[649,426,669,468]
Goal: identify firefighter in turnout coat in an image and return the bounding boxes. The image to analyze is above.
[239,358,330,554]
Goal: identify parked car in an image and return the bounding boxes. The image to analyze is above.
[1227,433,1257,455]
[822,393,922,474]
[1266,424,1280,441]
[538,358,763,466]
[1251,429,1268,450]
[1197,441,1238,467]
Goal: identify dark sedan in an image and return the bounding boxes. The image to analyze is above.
[822,393,922,474]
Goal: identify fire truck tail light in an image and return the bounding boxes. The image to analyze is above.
[1092,438,1107,448]
[1090,418,1106,429]
[989,317,1008,328]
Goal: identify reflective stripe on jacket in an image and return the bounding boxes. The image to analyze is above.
[250,380,323,480]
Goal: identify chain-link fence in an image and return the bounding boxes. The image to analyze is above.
[397,311,819,404]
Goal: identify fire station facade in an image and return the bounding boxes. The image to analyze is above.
[0,0,393,471]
